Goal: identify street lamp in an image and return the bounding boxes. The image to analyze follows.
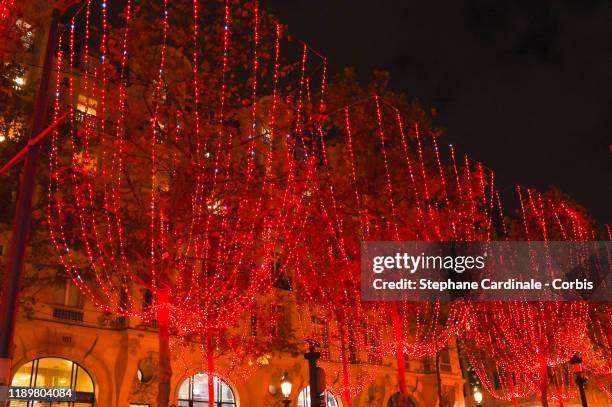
[280,371,293,407]
[570,354,588,407]
[473,387,483,407]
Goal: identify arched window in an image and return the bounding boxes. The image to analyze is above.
[387,392,416,407]
[11,357,95,405]
[297,386,340,407]
[178,373,237,407]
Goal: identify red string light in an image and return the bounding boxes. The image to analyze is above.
[38,3,610,406]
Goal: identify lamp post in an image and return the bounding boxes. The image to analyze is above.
[570,354,588,407]
[280,371,293,407]
[304,339,325,407]
[473,388,483,407]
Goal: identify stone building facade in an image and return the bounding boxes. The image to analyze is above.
[4,247,467,406]
[2,220,611,406]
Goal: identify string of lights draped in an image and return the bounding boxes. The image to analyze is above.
[367,97,479,403]
[32,0,611,405]
[464,346,581,405]
[286,88,610,406]
[263,34,386,405]
[284,94,497,403]
[171,298,281,384]
[583,304,612,375]
[582,303,612,402]
[588,228,612,398]
[459,188,596,407]
[46,0,325,406]
[280,96,377,404]
[462,343,536,405]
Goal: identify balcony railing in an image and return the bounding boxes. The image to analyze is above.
[52,306,84,322]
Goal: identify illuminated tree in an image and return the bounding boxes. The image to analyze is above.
[45,0,323,406]
[460,191,596,407]
[283,93,488,406]
[4,2,608,407]
[583,304,612,376]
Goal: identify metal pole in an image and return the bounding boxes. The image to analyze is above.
[304,340,322,407]
[570,354,589,407]
[283,399,291,407]
[0,8,60,387]
[0,112,69,175]
[576,374,588,407]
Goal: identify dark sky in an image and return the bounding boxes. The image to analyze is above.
[261,0,612,225]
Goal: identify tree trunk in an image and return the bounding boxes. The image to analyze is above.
[156,287,172,407]
[435,351,443,407]
[507,372,518,407]
[391,304,410,407]
[540,362,549,407]
[552,371,564,407]
[339,324,351,405]
[207,335,215,406]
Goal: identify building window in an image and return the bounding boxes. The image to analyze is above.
[271,251,291,291]
[11,357,95,405]
[178,373,236,407]
[270,304,284,337]
[54,279,84,309]
[297,386,340,407]
[439,348,452,373]
[493,371,502,390]
[422,357,434,373]
[310,315,330,361]
[76,94,98,117]
[261,126,271,144]
[15,19,34,49]
[137,364,154,384]
[52,279,85,322]
[142,289,153,312]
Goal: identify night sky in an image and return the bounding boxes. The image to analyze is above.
[261,0,612,224]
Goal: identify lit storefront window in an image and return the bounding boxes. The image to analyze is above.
[178,373,237,407]
[11,357,95,405]
[76,94,98,117]
[297,386,340,407]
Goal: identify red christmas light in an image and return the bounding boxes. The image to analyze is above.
[45,2,326,406]
[31,1,609,406]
